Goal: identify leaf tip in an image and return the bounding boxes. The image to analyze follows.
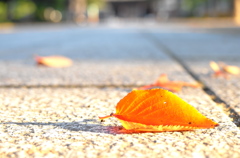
[212,121,219,127]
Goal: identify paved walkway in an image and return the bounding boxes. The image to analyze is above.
[0,21,240,158]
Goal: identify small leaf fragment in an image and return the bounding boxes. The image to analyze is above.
[210,61,221,73]
[210,61,229,78]
[99,89,219,132]
[210,61,239,78]
[35,55,73,67]
[136,74,200,92]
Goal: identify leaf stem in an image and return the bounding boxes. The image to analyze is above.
[99,113,114,120]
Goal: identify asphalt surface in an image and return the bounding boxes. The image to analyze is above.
[0,21,240,158]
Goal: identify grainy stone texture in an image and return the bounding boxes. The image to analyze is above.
[0,88,239,158]
[0,60,192,86]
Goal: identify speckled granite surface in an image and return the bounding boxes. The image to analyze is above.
[0,60,195,87]
[0,88,239,158]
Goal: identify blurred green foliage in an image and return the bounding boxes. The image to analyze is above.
[183,0,207,10]
[87,0,105,9]
[0,0,234,22]
[0,0,106,22]
[0,2,7,21]
[0,0,67,22]
[33,0,66,21]
[13,0,36,20]
[183,0,233,16]
[182,0,208,15]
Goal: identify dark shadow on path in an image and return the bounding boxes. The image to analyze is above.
[1,119,124,135]
[1,119,189,134]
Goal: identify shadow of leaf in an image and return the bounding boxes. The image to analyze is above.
[1,119,123,135]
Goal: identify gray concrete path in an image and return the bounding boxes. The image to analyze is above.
[0,22,240,158]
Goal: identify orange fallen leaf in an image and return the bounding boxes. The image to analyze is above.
[210,61,222,75]
[35,55,73,67]
[136,74,200,92]
[210,61,228,78]
[99,89,219,132]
